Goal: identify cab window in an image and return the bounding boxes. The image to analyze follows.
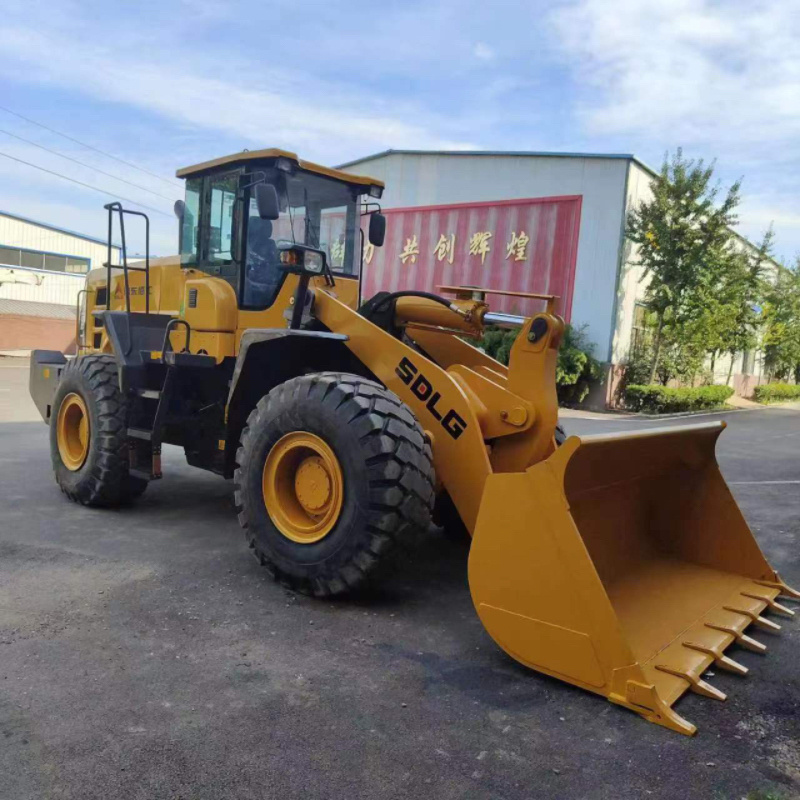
[242,196,285,309]
[180,177,202,265]
[207,172,238,267]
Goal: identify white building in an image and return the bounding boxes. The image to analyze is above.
[0,210,120,354]
[339,149,778,402]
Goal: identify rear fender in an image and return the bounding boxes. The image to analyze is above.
[29,350,68,423]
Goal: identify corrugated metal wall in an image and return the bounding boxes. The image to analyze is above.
[0,267,85,306]
[362,196,581,320]
[0,214,120,313]
[0,213,113,269]
[343,153,630,361]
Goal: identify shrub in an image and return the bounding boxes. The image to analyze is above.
[753,383,800,404]
[476,323,602,405]
[556,325,604,405]
[624,384,734,413]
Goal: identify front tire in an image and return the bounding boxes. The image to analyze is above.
[234,372,435,597]
[50,354,148,506]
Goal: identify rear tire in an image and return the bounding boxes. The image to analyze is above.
[50,354,148,506]
[234,372,435,597]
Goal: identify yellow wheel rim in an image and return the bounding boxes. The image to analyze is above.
[262,431,344,544]
[56,392,90,471]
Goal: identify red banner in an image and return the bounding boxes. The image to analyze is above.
[362,195,582,320]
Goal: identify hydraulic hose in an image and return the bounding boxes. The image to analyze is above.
[368,290,456,314]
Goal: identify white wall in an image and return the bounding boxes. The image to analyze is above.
[0,213,117,271]
[0,214,121,311]
[612,161,650,365]
[0,266,85,306]
[345,152,630,361]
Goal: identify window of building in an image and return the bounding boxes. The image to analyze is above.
[66,257,90,273]
[0,245,20,266]
[0,244,90,274]
[20,250,43,269]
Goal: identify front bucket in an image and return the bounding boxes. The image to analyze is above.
[468,422,798,735]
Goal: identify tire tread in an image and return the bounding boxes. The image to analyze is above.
[234,371,434,597]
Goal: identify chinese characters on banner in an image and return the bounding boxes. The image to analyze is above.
[360,196,582,320]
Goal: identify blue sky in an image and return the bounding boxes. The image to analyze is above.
[0,0,798,260]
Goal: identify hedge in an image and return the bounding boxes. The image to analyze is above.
[625,384,734,413]
[753,383,800,404]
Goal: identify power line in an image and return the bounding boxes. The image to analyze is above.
[0,128,177,202]
[0,104,183,189]
[0,149,174,218]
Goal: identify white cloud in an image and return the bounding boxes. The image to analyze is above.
[0,18,477,168]
[473,42,495,61]
[549,0,800,259]
[550,0,800,146]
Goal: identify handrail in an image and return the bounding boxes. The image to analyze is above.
[102,203,150,314]
[75,288,88,351]
[161,318,191,356]
[437,285,560,315]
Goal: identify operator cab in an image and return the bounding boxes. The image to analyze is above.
[174,149,385,309]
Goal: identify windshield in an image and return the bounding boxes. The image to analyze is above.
[272,171,359,274]
[242,169,360,308]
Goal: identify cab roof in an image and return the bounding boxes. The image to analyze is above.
[175,148,385,190]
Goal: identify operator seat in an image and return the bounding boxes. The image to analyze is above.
[244,217,282,307]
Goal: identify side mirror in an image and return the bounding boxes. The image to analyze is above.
[255,183,280,220]
[368,213,386,247]
[173,199,186,220]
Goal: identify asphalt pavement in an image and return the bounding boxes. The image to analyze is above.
[1,362,799,800]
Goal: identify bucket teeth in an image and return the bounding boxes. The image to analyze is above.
[754,576,800,600]
[723,606,782,632]
[742,592,796,618]
[655,664,727,702]
[682,642,749,676]
[705,623,767,653]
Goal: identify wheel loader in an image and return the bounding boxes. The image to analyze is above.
[30,148,797,736]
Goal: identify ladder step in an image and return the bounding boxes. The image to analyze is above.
[129,467,155,481]
[128,427,152,441]
[135,388,161,399]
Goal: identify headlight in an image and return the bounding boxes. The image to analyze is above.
[303,250,324,273]
[368,184,383,199]
[278,244,327,275]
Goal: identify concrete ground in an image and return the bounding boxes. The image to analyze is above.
[1,360,799,800]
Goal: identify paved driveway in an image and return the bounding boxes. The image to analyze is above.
[1,362,798,799]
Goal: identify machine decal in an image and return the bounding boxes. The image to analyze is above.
[395,356,467,440]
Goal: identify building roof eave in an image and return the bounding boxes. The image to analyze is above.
[0,209,122,249]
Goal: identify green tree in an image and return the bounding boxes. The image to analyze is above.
[626,149,741,383]
[682,229,772,382]
[762,259,800,381]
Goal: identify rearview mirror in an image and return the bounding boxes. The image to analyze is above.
[255,183,280,220]
[368,213,386,247]
[173,199,186,220]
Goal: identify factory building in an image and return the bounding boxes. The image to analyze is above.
[340,150,777,403]
[0,211,120,354]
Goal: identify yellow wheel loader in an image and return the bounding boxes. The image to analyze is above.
[30,148,797,736]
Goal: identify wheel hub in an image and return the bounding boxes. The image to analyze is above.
[262,432,344,544]
[56,392,90,471]
[295,456,333,513]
